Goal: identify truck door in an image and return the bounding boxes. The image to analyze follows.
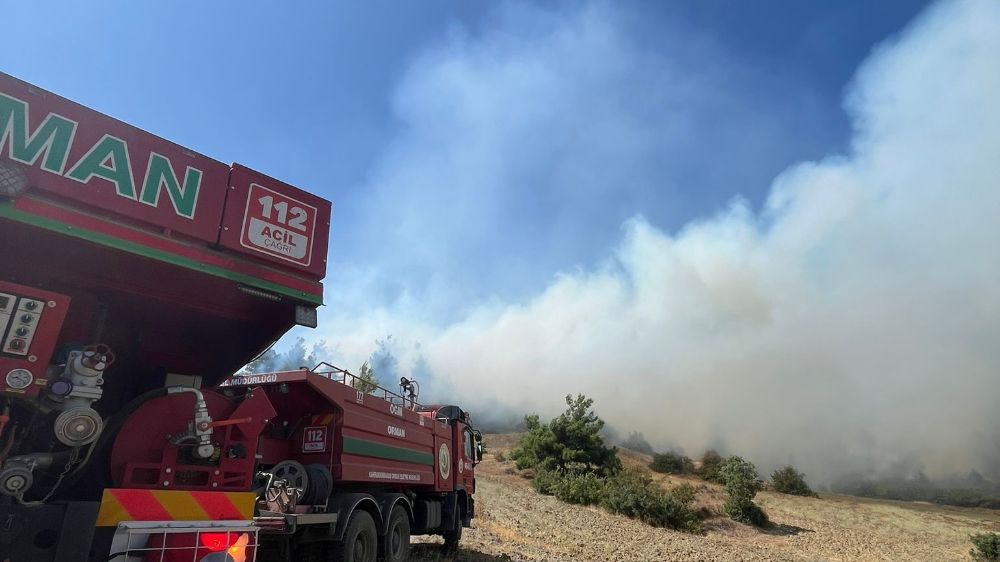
[459,425,476,493]
[434,434,453,491]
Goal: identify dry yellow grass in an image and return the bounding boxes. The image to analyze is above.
[411,434,1000,562]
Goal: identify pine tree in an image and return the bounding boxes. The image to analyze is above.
[354,361,380,393]
[510,394,621,476]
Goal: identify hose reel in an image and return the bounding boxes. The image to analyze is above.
[264,460,333,511]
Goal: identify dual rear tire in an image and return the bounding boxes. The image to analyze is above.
[384,505,411,562]
[330,510,378,562]
[329,505,410,562]
[294,510,379,562]
[290,503,421,562]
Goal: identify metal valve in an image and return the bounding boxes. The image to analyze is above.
[50,345,115,446]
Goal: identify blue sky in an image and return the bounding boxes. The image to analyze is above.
[2,0,928,314]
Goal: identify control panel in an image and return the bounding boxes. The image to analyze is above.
[0,294,44,356]
[0,280,70,397]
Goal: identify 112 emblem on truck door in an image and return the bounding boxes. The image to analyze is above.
[240,183,317,266]
[439,443,451,479]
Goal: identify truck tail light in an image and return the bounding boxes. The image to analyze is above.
[199,533,250,562]
[141,530,253,562]
[200,532,233,551]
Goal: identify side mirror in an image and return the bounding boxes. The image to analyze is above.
[473,430,484,462]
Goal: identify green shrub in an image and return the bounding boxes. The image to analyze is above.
[651,451,694,474]
[971,532,1000,561]
[554,472,606,505]
[697,450,725,483]
[531,468,563,496]
[601,468,703,533]
[532,470,607,506]
[658,487,704,533]
[771,466,817,497]
[719,456,768,526]
[669,483,697,505]
[601,468,657,519]
[510,395,621,476]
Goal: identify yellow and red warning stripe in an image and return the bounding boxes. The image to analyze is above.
[310,414,334,425]
[96,489,256,526]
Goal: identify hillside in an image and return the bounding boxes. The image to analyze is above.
[412,434,1000,561]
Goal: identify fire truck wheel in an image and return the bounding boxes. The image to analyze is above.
[442,515,462,553]
[383,505,411,562]
[332,509,378,562]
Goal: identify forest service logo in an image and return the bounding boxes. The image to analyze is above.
[438,443,451,479]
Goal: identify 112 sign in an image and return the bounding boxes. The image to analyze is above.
[240,183,317,266]
[302,426,328,453]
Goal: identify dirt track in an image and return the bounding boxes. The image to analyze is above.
[411,434,1000,562]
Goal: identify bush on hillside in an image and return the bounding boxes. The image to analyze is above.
[697,450,725,483]
[601,468,703,533]
[529,438,704,532]
[553,472,606,505]
[510,395,621,476]
[971,532,1000,561]
[651,451,694,474]
[531,468,563,496]
[620,431,655,455]
[719,456,768,526]
[771,466,818,497]
[669,482,698,505]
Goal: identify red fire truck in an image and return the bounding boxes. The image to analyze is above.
[0,72,480,562]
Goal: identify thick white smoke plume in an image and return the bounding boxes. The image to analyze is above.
[319,0,1000,481]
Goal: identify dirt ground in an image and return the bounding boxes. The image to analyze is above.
[411,434,1000,562]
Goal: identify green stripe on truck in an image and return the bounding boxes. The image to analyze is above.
[342,436,435,466]
[0,201,323,306]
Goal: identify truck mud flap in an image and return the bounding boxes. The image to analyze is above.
[0,501,99,562]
